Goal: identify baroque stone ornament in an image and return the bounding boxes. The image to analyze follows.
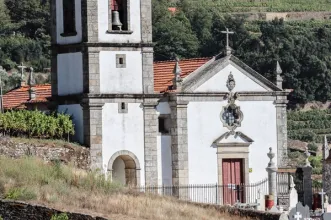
[221,72,243,131]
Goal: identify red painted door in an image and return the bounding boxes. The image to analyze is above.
[222,159,244,205]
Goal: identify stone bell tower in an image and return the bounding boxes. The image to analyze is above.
[51,0,158,185]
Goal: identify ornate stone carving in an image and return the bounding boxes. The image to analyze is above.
[221,73,243,131]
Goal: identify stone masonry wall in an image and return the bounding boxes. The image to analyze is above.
[0,199,283,220]
[0,137,90,170]
[0,199,107,220]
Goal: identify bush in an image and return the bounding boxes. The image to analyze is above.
[0,216,3,220]
[0,110,74,139]
[51,213,69,220]
[5,187,37,200]
[308,143,318,152]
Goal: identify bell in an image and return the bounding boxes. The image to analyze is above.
[112,11,122,31]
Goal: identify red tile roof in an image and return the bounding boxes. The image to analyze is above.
[2,58,211,109]
[3,84,51,109]
[154,57,210,92]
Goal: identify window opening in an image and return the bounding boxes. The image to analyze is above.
[62,0,76,35]
[121,102,126,110]
[111,0,128,31]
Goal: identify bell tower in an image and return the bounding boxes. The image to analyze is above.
[51,0,158,185]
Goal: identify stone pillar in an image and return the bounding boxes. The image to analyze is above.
[82,102,104,171]
[143,101,159,186]
[303,148,313,209]
[266,147,278,204]
[170,100,189,198]
[142,47,154,94]
[274,99,289,167]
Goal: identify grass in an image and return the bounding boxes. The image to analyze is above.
[0,156,254,220]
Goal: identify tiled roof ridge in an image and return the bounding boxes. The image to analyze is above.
[153,57,212,64]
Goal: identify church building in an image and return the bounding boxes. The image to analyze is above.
[48,0,290,192]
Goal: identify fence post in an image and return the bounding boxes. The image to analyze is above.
[215,183,218,205]
[302,147,313,209]
[266,147,278,205]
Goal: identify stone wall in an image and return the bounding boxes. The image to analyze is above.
[0,199,107,220]
[0,137,90,170]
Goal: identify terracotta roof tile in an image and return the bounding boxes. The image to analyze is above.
[154,57,211,92]
[2,58,211,108]
[3,84,51,109]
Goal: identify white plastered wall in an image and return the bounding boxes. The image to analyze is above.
[56,0,82,44]
[99,51,143,93]
[58,104,84,144]
[194,64,269,93]
[98,0,141,43]
[187,100,277,184]
[102,103,145,186]
[57,52,83,95]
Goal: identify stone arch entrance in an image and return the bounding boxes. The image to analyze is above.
[107,150,141,186]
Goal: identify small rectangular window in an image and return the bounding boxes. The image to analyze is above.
[159,116,170,134]
[62,0,77,36]
[118,102,128,113]
[116,54,126,68]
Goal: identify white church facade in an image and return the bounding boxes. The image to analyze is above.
[50,0,289,191]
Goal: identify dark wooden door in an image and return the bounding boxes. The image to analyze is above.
[222,159,244,205]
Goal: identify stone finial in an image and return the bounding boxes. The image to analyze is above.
[305,147,311,167]
[290,175,295,189]
[267,147,275,165]
[172,57,183,90]
[28,67,35,86]
[276,61,283,89]
[324,135,329,160]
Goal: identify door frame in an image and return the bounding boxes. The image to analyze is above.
[216,143,251,203]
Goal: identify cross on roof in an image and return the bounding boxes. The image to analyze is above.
[221,28,234,55]
[18,62,26,80]
[294,212,302,220]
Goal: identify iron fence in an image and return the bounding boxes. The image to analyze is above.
[133,179,269,205]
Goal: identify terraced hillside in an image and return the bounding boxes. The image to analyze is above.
[194,0,331,12]
[288,109,331,143]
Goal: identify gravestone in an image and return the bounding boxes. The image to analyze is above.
[256,190,265,211]
[322,213,331,220]
[289,202,310,220]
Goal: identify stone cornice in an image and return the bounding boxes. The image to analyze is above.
[51,42,155,53]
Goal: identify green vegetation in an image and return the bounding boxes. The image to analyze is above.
[0,110,74,139]
[5,187,37,200]
[1,0,331,104]
[288,109,331,142]
[51,213,69,220]
[0,156,245,220]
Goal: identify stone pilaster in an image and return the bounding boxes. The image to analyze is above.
[274,98,289,167]
[170,100,189,187]
[83,51,100,94]
[143,101,158,186]
[81,0,98,43]
[51,50,58,96]
[142,47,154,94]
[140,0,152,43]
[302,166,313,209]
[82,102,104,171]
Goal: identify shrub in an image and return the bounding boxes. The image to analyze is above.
[308,143,318,152]
[0,216,3,220]
[0,110,74,140]
[51,213,69,220]
[5,187,37,201]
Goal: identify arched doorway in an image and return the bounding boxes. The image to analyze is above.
[108,151,141,186]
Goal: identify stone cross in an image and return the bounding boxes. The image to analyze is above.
[221,28,234,55]
[18,62,26,81]
[294,212,302,220]
[320,189,326,213]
